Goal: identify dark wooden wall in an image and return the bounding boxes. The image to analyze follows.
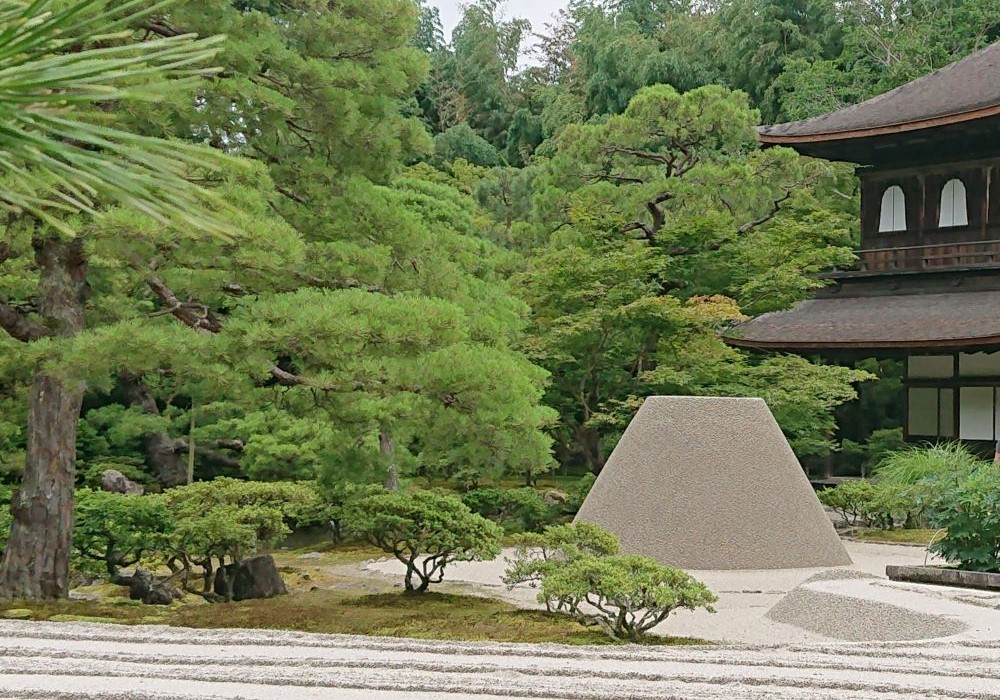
[858,161,1000,271]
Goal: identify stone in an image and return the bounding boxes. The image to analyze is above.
[575,396,852,570]
[128,567,181,605]
[296,552,323,559]
[100,469,144,495]
[886,564,1000,591]
[543,489,569,506]
[214,554,288,601]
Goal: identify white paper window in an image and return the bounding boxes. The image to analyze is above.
[878,185,907,232]
[959,352,1000,377]
[938,178,968,227]
[908,355,954,379]
[908,388,939,436]
[959,387,995,440]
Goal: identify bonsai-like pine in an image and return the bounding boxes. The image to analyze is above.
[72,489,173,584]
[504,522,715,641]
[345,490,502,593]
[503,521,620,611]
[539,554,717,641]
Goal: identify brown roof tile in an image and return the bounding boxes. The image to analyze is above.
[725,290,1000,350]
[759,42,1000,142]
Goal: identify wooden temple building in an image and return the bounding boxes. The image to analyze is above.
[726,42,1000,444]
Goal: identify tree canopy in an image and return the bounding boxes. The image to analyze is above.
[0,0,964,599]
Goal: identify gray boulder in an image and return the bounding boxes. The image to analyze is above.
[127,568,181,605]
[100,469,144,495]
[214,554,288,602]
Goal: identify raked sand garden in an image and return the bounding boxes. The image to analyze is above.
[3,538,1000,699]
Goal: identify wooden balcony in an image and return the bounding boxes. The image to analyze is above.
[855,238,1000,273]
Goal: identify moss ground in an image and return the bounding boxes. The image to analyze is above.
[0,544,706,647]
[850,528,945,546]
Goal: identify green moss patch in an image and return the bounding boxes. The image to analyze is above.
[850,528,945,546]
[0,590,706,646]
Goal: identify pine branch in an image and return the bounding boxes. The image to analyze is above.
[0,299,50,342]
[146,275,223,333]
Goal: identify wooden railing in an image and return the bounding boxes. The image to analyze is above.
[854,239,1000,273]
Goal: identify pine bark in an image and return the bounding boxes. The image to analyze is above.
[0,237,87,600]
[380,429,399,491]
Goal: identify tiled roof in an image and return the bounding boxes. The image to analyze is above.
[759,42,1000,143]
[725,290,1000,350]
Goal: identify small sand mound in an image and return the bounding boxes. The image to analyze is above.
[766,588,966,641]
[799,569,879,583]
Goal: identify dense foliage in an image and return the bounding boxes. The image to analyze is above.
[819,443,1000,572]
[929,466,1000,573]
[2,0,989,599]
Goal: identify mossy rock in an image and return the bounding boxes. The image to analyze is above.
[1,608,32,620]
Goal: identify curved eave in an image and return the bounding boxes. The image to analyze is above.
[757,103,1000,146]
[725,335,1000,352]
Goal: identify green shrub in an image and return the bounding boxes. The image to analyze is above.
[462,487,554,533]
[540,554,716,642]
[312,482,385,543]
[818,479,926,530]
[563,473,597,514]
[818,480,873,527]
[504,522,714,642]
[160,479,316,598]
[503,521,620,602]
[929,465,1000,572]
[73,489,173,581]
[345,490,502,593]
[875,442,982,487]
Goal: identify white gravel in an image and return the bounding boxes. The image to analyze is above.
[3,619,1000,699]
[5,540,1000,698]
[368,539,1000,644]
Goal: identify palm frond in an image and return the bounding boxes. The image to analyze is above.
[0,0,239,237]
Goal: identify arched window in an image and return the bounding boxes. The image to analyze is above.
[939,178,968,227]
[878,185,907,232]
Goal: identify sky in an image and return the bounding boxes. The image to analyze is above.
[430,0,569,43]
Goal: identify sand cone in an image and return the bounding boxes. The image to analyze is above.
[575,396,851,570]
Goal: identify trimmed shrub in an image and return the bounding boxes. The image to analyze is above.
[345,490,502,593]
[504,521,620,601]
[73,489,172,582]
[504,522,714,641]
[541,554,716,641]
[818,479,926,530]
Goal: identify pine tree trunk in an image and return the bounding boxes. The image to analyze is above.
[381,429,399,491]
[0,237,88,600]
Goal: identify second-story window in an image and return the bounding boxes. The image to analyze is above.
[938,178,969,227]
[878,185,906,232]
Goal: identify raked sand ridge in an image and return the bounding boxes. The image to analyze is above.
[3,619,1000,699]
